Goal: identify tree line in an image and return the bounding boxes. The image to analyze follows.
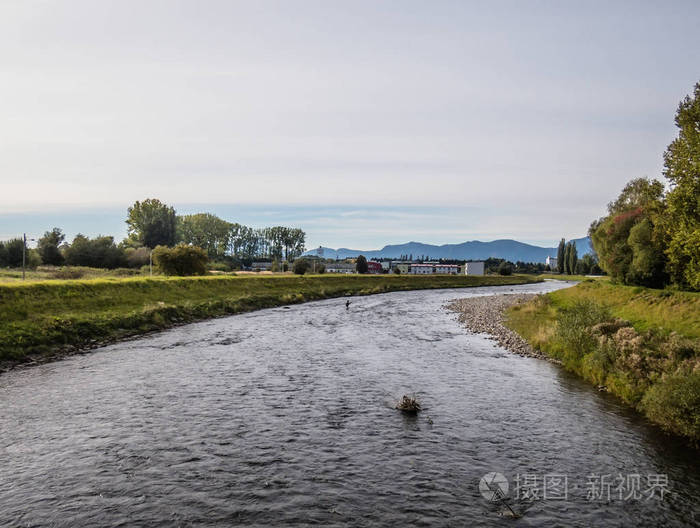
[589,82,699,290]
[0,199,306,270]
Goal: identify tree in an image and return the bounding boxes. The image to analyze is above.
[37,228,65,266]
[556,239,565,273]
[152,244,208,275]
[2,238,25,267]
[662,81,700,290]
[293,258,310,275]
[498,261,513,275]
[567,241,578,275]
[178,213,232,258]
[126,199,177,248]
[64,235,126,268]
[356,255,368,274]
[563,243,571,274]
[590,178,666,285]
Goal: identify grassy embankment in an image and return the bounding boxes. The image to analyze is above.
[505,280,700,442]
[536,273,609,282]
[0,273,540,364]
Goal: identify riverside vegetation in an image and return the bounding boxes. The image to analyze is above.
[0,273,540,368]
[505,280,700,442]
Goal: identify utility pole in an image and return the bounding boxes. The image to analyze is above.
[22,233,26,280]
[22,233,35,280]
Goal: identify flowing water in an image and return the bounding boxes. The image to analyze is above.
[1,282,698,527]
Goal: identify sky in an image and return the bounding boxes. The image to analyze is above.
[1,0,699,249]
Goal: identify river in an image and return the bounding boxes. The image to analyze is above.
[1,282,698,526]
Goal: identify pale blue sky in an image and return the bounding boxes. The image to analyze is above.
[1,1,698,249]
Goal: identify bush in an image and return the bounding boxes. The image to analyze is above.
[641,369,700,439]
[498,262,513,275]
[393,267,401,274]
[2,238,25,267]
[125,247,151,268]
[64,235,126,269]
[293,259,310,275]
[152,244,208,276]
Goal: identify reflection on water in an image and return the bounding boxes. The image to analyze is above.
[1,282,698,527]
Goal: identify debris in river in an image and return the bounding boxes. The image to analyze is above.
[395,395,421,413]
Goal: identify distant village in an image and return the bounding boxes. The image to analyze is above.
[249,256,557,275]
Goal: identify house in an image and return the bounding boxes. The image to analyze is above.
[326,262,356,274]
[367,261,383,274]
[410,263,434,274]
[435,264,460,275]
[464,261,485,276]
[546,256,558,270]
[391,261,412,274]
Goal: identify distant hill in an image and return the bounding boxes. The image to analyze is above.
[304,237,592,263]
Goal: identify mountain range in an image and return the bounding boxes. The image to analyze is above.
[303,237,592,263]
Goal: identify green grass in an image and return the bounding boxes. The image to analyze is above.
[505,280,700,442]
[0,273,540,363]
[536,273,609,282]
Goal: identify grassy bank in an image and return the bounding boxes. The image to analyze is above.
[0,273,539,365]
[505,280,700,442]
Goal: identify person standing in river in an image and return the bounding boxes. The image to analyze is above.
[346,300,351,310]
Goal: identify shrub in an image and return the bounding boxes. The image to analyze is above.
[641,369,700,439]
[393,267,401,274]
[498,262,513,275]
[152,244,208,276]
[125,247,151,268]
[293,259,310,275]
[64,235,126,269]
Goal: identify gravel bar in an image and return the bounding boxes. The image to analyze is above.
[447,294,560,364]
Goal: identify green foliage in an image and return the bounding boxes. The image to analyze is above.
[2,238,25,267]
[124,246,151,268]
[505,281,700,441]
[178,213,232,258]
[293,258,310,275]
[590,178,666,285]
[663,82,700,289]
[497,261,513,275]
[0,242,6,267]
[152,244,208,276]
[64,235,126,269]
[37,228,65,266]
[642,369,700,440]
[557,238,565,273]
[356,255,368,274]
[393,267,401,275]
[126,198,177,248]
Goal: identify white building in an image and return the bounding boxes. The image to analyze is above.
[546,256,558,270]
[326,262,355,274]
[464,261,485,276]
[410,263,434,274]
[435,264,461,275]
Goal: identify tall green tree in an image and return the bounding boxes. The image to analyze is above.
[356,255,368,274]
[567,241,578,275]
[662,81,700,290]
[126,199,177,248]
[37,228,65,266]
[178,213,232,258]
[557,238,565,273]
[589,178,666,286]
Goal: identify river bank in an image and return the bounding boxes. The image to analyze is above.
[447,294,558,363]
[0,273,541,371]
[450,280,700,443]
